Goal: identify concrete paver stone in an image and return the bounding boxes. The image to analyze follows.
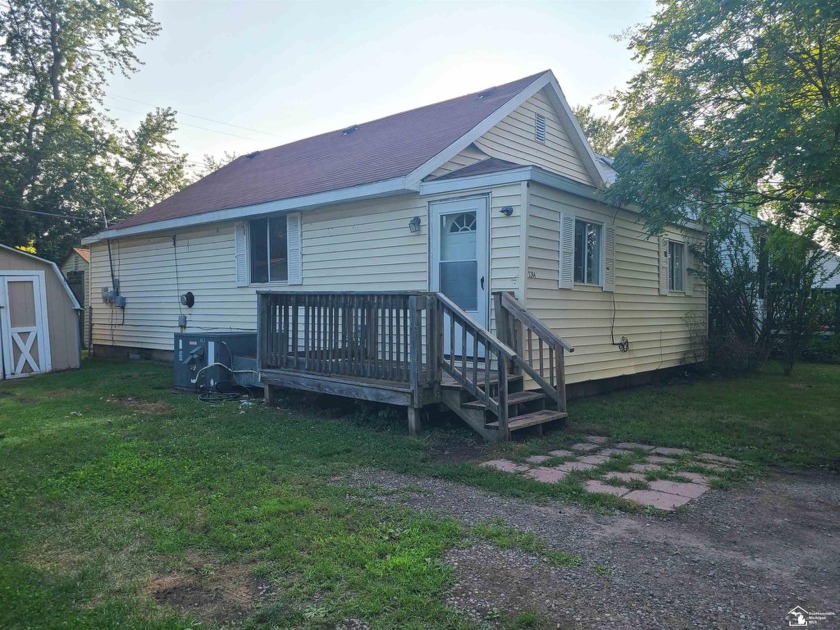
[649,480,709,499]
[630,463,663,473]
[557,461,597,472]
[547,449,574,458]
[481,459,528,473]
[603,471,647,484]
[646,455,677,464]
[585,480,630,497]
[525,467,569,483]
[624,489,693,511]
[584,435,609,444]
[653,447,692,456]
[524,455,551,464]
[569,442,601,452]
[615,442,655,451]
[578,454,610,465]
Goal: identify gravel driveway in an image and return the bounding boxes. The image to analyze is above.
[346,468,840,629]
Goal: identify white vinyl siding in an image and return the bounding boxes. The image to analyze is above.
[526,183,707,384]
[474,88,593,185]
[428,144,490,178]
[89,186,524,354]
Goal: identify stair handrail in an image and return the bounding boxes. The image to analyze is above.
[494,291,574,412]
[433,292,514,436]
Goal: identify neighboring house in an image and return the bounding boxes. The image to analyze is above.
[83,70,706,438]
[61,247,90,348]
[820,253,840,290]
[0,244,82,379]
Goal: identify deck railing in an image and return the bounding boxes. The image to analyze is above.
[257,291,437,388]
[493,291,574,412]
[435,292,516,435]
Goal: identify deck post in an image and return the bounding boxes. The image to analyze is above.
[407,407,421,436]
[264,383,277,407]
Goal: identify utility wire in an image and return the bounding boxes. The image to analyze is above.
[106,104,264,142]
[108,94,284,139]
[0,203,104,223]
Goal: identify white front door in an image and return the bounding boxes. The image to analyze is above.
[430,197,489,357]
[0,273,51,378]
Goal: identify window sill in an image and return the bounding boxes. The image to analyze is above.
[249,281,290,288]
[573,282,604,290]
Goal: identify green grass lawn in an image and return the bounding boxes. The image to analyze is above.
[1,359,838,628]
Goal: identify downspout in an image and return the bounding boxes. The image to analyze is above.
[519,180,529,304]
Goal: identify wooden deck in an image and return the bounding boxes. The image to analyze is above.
[258,290,573,441]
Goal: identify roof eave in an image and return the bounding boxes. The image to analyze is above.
[82,175,411,244]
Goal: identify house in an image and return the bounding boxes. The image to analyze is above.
[0,244,82,378]
[61,247,90,347]
[82,70,706,439]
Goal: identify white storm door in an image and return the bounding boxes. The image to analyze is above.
[430,197,489,358]
[0,273,51,378]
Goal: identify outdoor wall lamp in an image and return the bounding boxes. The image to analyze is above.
[499,206,514,216]
[408,216,421,233]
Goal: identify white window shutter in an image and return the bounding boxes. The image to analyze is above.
[287,212,302,285]
[659,236,669,295]
[603,225,616,292]
[234,222,248,287]
[558,212,575,289]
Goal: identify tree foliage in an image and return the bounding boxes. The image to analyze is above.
[607,0,840,244]
[571,104,622,157]
[702,218,831,375]
[0,0,187,261]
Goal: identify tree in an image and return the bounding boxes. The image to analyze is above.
[571,104,622,157]
[195,151,239,180]
[702,219,831,375]
[606,0,840,245]
[0,0,187,261]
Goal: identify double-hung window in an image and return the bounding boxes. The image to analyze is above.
[250,215,288,283]
[668,240,685,292]
[574,219,602,285]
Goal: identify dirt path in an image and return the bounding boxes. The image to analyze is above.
[346,468,840,629]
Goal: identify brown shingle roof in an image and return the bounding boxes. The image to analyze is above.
[114,72,548,230]
[72,247,90,263]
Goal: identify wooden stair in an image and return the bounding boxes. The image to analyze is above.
[441,370,566,440]
[435,291,574,442]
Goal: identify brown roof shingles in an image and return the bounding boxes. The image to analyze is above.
[114,72,547,230]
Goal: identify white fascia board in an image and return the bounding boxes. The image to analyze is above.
[419,167,533,196]
[542,75,607,188]
[82,176,409,244]
[0,244,82,310]
[419,165,603,202]
[404,72,554,190]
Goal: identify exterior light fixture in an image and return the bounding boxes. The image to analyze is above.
[408,216,421,233]
[499,206,514,216]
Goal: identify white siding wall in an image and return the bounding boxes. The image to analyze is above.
[474,89,593,186]
[428,144,489,178]
[525,183,707,384]
[90,187,524,352]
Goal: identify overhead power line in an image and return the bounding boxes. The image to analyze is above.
[106,104,265,142]
[107,94,284,139]
[0,203,104,224]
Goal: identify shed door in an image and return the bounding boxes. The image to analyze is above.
[0,274,51,378]
[430,197,489,358]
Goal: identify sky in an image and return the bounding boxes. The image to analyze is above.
[105,0,657,170]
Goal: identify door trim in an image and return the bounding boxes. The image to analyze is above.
[428,195,490,327]
[0,270,51,378]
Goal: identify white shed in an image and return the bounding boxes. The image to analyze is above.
[0,245,82,378]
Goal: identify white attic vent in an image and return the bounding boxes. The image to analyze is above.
[535,113,546,143]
